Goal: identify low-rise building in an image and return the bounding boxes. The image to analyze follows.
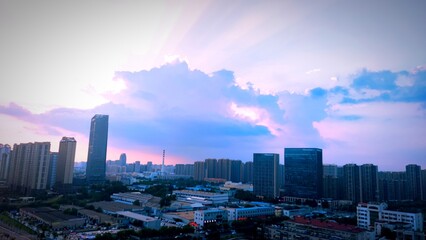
[173,190,228,204]
[162,211,195,225]
[194,209,227,227]
[357,203,423,232]
[116,211,161,230]
[20,207,85,230]
[220,181,253,192]
[78,209,117,225]
[87,201,145,215]
[111,192,161,209]
[265,216,374,240]
[227,206,275,221]
[112,192,162,216]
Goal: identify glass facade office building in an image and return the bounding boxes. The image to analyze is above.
[86,114,109,184]
[284,148,323,199]
[253,153,280,199]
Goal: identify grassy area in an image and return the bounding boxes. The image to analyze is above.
[0,212,37,235]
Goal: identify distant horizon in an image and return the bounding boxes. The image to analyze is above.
[1,1,425,172]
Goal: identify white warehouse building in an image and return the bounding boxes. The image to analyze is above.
[173,190,228,204]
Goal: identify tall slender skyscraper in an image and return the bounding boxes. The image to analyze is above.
[253,153,280,199]
[56,137,77,185]
[284,148,323,199]
[86,114,109,184]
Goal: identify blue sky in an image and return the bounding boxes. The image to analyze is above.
[0,0,425,170]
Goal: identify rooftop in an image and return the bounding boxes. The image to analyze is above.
[88,201,144,213]
[116,211,157,222]
[292,216,365,233]
[174,189,226,196]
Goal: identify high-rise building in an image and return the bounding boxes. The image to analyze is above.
[230,160,243,183]
[174,164,194,176]
[323,175,340,199]
[47,152,58,189]
[279,164,285,189]
[253,153,280,199]
[0,144,11,180]
[378,171,407,201]
[360,164,378,202]
[8,142,51,194]
[134,161,141,173]
[216,159,231,180]
[243,161,253,183]
[119,153,127,167]
[406,164,422,201]
[323,164,343,199]
[323,164,340,178]
[343,164,360,203]
[56,137,77,185]
[422,170,426,201]
[146,161,153,172]
[205,159,217,179]
[284,148,323,199]
[86,114,109,184]
[194,161,205,181]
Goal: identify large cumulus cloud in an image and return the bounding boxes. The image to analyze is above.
[1,61,425,169]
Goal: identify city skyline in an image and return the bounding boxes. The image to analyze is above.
[1,1,426,170]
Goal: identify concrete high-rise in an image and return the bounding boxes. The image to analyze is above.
[194,161,205,181]
[216,159,231,180]
[0,144,11,180]
[360,164,378,202]
[47,152,58,189]
[284,148,323,199]
[243,161,253,183]
[119,153,127,167]
[175,164,194,176]
[421,170,426,201]
[230,160,243,183]
[56,137,77,185]
[205,159,217,179]
[253,153,280,199]
[378,171,407,201]
[343,164,360,203]
[8,142,51,194]
[406,164,422,201]
[86,114,109,184]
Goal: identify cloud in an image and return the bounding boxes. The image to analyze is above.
[351,70,399,90]
[309,87,327,98]
[306,68,321,75]
[337,68,426,105]
[1,61,291,162]
[1,62,425,169]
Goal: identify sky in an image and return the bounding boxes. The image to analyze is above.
[1,0,425,171]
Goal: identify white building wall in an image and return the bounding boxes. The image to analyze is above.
[357,203,423,232]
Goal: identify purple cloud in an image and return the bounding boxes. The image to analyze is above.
[1,62,425,169]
